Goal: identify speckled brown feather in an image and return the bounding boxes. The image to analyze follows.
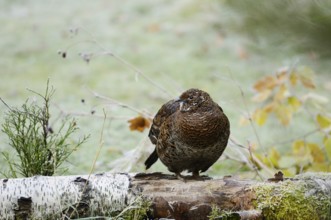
[145,88,230,178]
[145,100,180,169]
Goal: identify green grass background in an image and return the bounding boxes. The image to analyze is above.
[0,0,330,177]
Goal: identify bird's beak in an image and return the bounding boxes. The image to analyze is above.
[179,101,184,111]
[174,97,185,111]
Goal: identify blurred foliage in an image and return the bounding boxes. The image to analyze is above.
[1,81,89,178]
[242,65,331,176]
[223,0,331,57]
[1,0,330,178]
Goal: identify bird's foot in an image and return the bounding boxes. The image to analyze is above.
[175,172,211,181]
[190,171,212,181]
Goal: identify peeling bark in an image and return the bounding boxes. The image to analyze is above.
[0,172,330,219]
[133,173,258,219]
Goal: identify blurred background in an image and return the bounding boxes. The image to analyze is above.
[0,0,330,179]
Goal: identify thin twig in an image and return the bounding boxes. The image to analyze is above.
[224,68,275,171]
[88,88,152,118]
[247,141,274,178]
[103,51,173,97]
[0,97,13,111]
[88,109,107,175]
[230,137,267,180]
[70,110,108,219]
[64,26,173,98]
[53,103,131,120]
[270,128,319,146]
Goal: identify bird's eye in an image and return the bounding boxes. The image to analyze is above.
[188,96,193,100]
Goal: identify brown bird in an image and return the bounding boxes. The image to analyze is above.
[145,88,230,179]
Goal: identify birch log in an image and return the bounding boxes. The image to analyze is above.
[0,172,331,219]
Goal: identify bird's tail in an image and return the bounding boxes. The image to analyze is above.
[144,149,158,170]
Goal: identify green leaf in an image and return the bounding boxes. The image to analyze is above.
[292,140,306,156]
[316,114,331,129]
[287,96,301,112]
[253,108,268,126]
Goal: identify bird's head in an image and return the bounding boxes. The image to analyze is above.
[176,88,212,112]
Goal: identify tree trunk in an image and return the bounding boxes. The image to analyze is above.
[0,172,330,219]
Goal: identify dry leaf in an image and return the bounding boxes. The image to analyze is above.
[274,84,288,101]
[264,102,276,113]
[298,66,316,89]
[128,115,151,132]
[300,77,316,89]
[276,70,288,84]
[146,23,160,33]
[252,89,272,102]
[253,75,277,92]
[275,104,292,126]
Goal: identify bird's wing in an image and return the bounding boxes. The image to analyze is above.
[148,99,180,144]
[145,99,179,170]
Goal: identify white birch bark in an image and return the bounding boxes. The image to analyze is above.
[0,173,133,219]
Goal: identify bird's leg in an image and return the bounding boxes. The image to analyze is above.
[192,170,200,178]
[191,171,210,181]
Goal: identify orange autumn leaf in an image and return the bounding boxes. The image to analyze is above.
[252,89,272,102]
[274,84,288,101]
[275,104,292,126]
[276,70,288,84]
[300,77,316,89]
[253,75,277,92]
[146,23,161,33]
[264,102,276,113]
[128,116,151,132]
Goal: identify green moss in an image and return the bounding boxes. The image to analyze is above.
[253,174,331,220]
